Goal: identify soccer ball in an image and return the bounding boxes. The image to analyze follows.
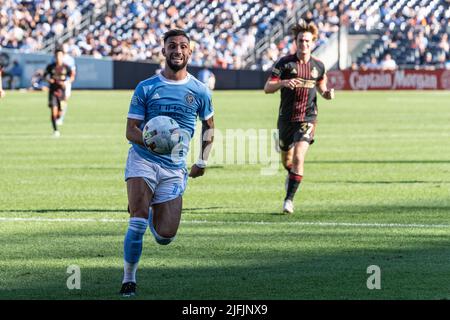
[142,116,180,155]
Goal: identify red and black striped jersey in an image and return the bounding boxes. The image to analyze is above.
[44,62,72,93]
[269,54,326,122]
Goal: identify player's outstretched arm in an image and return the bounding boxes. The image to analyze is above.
[126,118,145,147]
[316,75,335,100]
[189,116,214,178]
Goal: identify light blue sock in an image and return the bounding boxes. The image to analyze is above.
[123,217,147,283]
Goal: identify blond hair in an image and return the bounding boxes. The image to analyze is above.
[292,20,319,41]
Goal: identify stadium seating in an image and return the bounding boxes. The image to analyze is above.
[256,0,449,70]
[0,0,448,70]
[348,0,450,69]
[0,0,100,52]
[0,0,294,70]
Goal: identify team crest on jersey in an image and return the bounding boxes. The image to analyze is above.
[184,93,194,105]
[311,67,319,78]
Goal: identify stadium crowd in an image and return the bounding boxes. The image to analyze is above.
[0,0,448,71]
[0,0,100,52]
[259,0,449,70]
[351,0,450,70]
[0,0,294,70]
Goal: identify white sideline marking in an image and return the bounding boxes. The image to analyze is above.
[0,217,448,229]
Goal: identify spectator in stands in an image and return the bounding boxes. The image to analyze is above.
[350,62,359,70]
[415,31,428,56]
[303,11,314,24]
[435,52,447,70]
[438,33,449,55]
[380,53,397,71]
[422,52,436,70]
[379,3,389,22]
[365,56,380,70]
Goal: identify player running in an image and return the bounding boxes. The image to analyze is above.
[44,47,73,137]
[56,43,76,125]
[264,20,335,214]
[120,29,214,297]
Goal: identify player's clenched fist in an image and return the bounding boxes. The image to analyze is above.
[323,88,334,100]
[281,78,302,90]
[188,164,205,178]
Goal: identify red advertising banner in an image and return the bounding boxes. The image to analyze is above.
[327,69,450,90]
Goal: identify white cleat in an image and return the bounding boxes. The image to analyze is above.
[53,130,61,138]
[56,118,64,126]
[283,199,294,214]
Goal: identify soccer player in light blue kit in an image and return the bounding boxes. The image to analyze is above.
[120,29,215,297]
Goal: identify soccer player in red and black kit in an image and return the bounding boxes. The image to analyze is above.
[44,48,72,137]
[264,21,335,214]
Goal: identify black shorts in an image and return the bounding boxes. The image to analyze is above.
[48,89,65,109]
[277,119,317,152]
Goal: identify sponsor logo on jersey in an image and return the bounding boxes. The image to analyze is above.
[295,78,316,88]
[152,93,160,100]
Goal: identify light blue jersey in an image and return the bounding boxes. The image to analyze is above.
[127,72,214,169]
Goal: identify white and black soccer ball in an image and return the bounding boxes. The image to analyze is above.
[142,116,180,155]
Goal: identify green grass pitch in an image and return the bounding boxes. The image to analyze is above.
[0,89,449,300]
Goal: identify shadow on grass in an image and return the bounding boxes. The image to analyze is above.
[0,207,225,214]
[2,214,449,300]
[1,243,449,300]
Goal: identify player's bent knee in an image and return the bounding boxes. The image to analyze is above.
[155,236,175,245]
[152,229,176,245]
[148,220,176,245]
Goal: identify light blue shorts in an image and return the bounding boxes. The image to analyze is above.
[125,147,188,205]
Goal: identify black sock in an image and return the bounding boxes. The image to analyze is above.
[51,116,57,131]
[285,172,303,201]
